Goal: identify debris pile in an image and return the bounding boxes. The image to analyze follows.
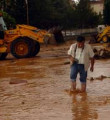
[48,26,64,44]
[88,75,110,82]
[93,48,110,59]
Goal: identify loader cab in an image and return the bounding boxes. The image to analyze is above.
[0,24,4,39]
[97,25,105,33]
[0,14,7,39]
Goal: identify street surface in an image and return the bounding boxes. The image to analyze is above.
[0,41,110,120]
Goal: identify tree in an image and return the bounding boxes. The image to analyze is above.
[28,0,74,29]
[28,0,54,28]
[51,0,75,29]
[0,0,101,29]
[5,0,27,24]
[103,0,110,25]
[74,0,100,28]
[0,10,16,28]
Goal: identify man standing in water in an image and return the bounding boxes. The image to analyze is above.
[68,36,95,92]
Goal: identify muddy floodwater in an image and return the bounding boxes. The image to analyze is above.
[0,42,110,120]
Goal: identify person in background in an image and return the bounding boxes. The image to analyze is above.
[68,36,95,93]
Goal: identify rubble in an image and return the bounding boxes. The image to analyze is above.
[93,47,110,59]
[89,75,110,82]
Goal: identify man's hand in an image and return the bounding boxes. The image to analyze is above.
[90,66,94,72]
[90,57,95,72]
[69,56,75,63]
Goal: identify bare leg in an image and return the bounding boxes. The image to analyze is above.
[70,81,76,92]
[81,83,86,92]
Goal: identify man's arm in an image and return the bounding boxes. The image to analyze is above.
[68,44,75,64]
[90,57,95,72]
[88,44,95,72]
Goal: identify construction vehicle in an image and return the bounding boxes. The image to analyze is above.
[90,25,110,43]
[0,13,51,60]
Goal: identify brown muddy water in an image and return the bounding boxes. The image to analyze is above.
[0,43,110,120]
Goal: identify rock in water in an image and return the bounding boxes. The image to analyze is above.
[90,77,94,81]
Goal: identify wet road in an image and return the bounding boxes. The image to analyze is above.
[0,43,110,120]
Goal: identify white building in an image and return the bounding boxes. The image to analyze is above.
[90,0,104,14]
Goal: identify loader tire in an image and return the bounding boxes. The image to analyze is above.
[31,41,40,57]
[11,37,33,59]
[0,53,8,60]
[101,35,108,43]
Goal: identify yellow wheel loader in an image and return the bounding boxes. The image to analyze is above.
[0,14,51,60]
[90,25,110,43]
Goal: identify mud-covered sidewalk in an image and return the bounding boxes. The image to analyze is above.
[0,41,110,120]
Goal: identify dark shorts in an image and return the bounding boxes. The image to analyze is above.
[70,62,87,83]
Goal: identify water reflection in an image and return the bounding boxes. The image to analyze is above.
[71,93,98,120]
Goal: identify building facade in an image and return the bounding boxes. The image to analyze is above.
[90,0,104,14]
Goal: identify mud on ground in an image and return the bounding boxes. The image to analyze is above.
[0,41,110,120]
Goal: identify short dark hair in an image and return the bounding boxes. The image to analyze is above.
[77,36,85,42]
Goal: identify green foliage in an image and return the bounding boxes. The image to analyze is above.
[28,0,54,28]
[0,10,16,28]
[28,0,73,29]
[5,0,26,24]
[74,0,101,28]
[0,0,102,29]
[28,0,101,29]
[103,0,110,25]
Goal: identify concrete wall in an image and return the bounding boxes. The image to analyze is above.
[62,28,97,41]
[62,28,97,36]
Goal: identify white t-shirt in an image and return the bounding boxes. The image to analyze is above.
[68,43,94,71]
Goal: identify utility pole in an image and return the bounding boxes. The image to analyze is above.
[25,0,29,25]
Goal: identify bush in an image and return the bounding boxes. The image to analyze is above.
[0,11,16,29]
